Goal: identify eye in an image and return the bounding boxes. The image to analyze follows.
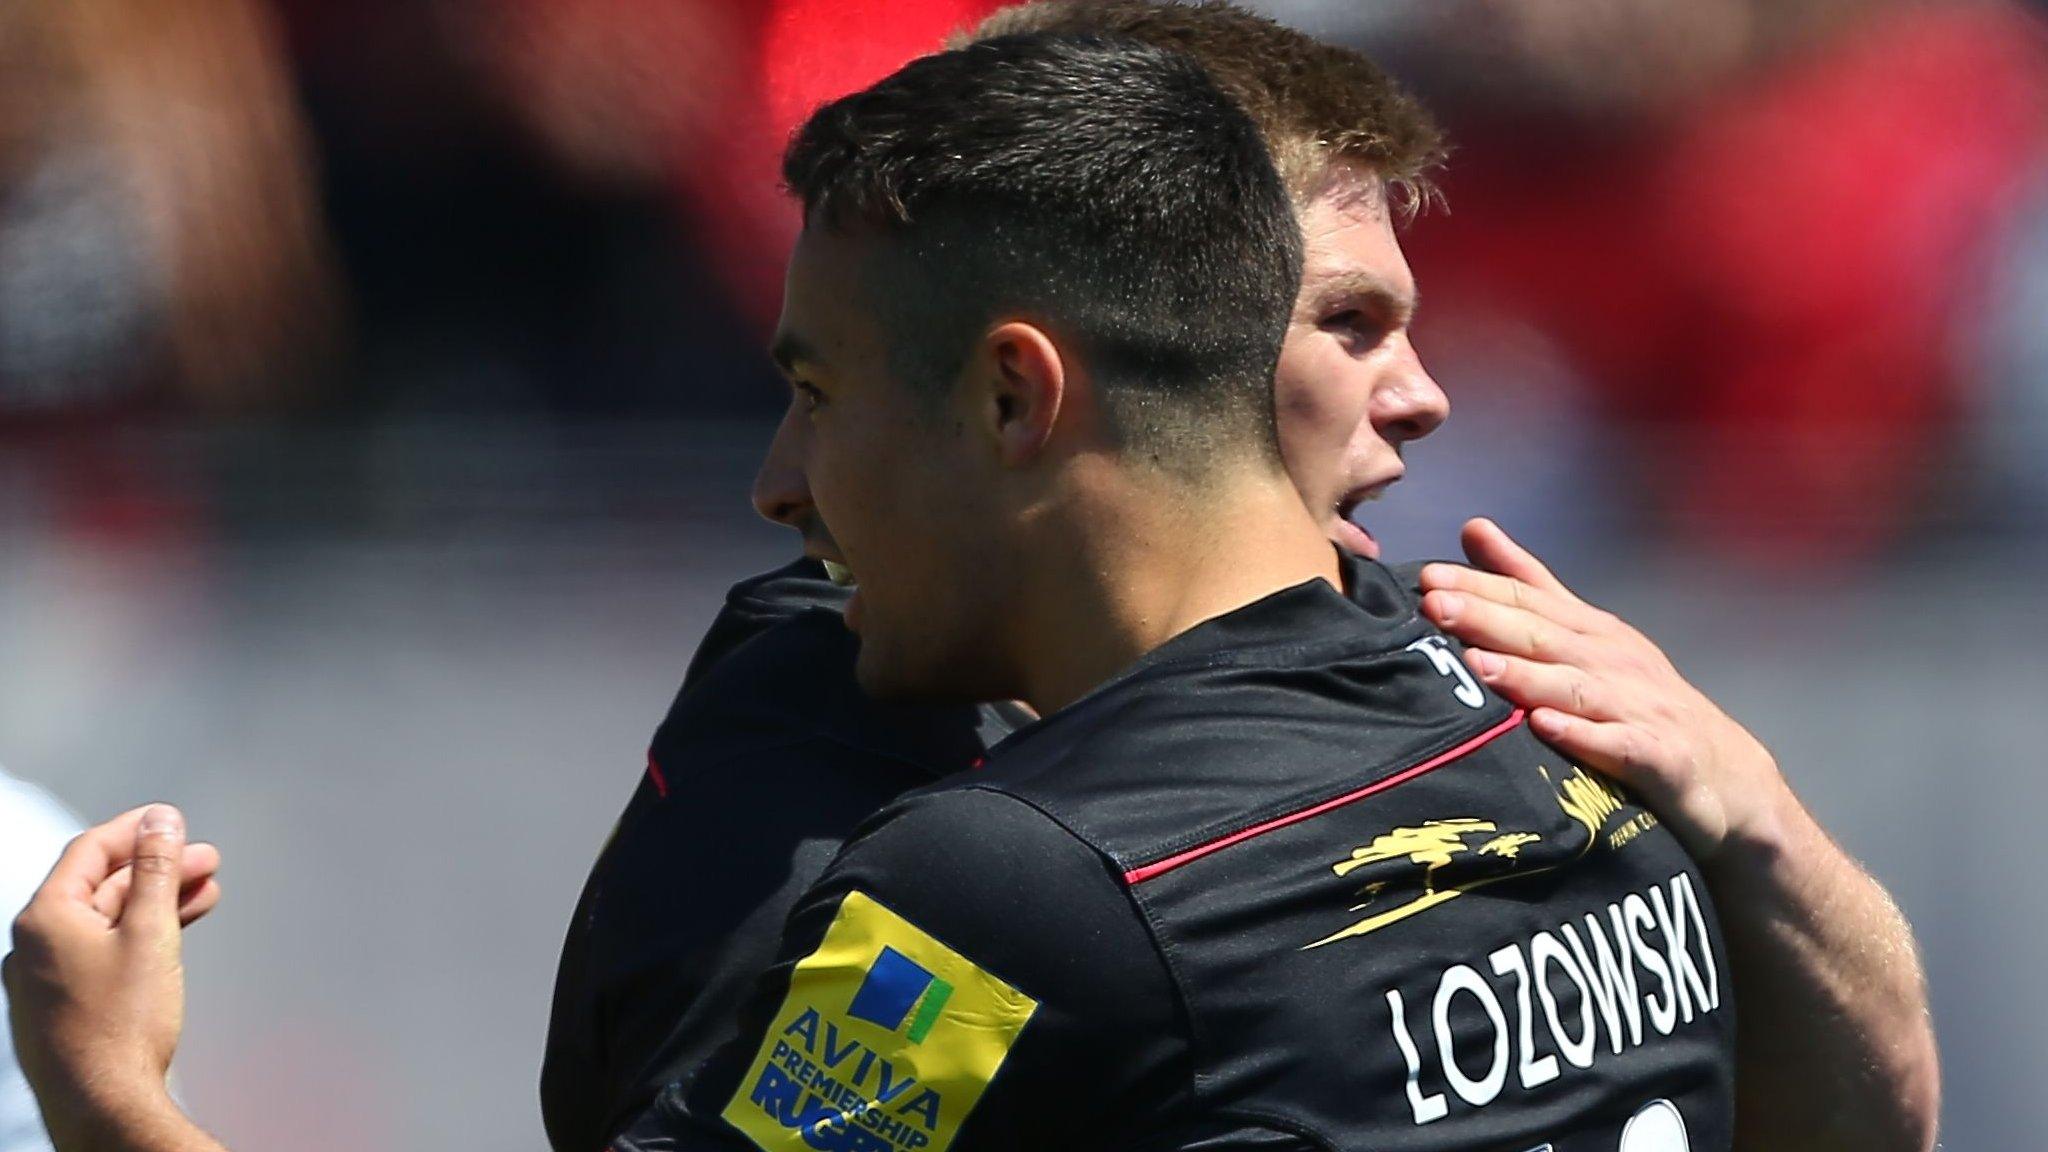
[1322,309,1393,353]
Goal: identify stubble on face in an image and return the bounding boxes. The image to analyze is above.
[777,228,1012,705]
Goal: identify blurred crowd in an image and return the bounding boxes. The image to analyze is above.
[1,0,2044,569]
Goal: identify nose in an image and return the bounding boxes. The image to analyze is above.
[1372,335,1450,446]
[751,403,815,530]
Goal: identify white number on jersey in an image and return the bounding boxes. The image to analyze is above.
[1406,635,1486,709]
[1617,1100,1690,1152]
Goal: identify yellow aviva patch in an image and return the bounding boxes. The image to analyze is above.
[722,890,1038,1152]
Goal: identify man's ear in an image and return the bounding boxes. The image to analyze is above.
[979,321,1064,468]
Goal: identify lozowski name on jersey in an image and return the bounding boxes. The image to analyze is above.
[1385,870,1723,1126]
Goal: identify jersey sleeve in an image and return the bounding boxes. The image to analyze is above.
[543,729,934,1152]
[608,787,1189,1152]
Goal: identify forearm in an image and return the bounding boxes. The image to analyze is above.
[1416,528,1941,1147]
[1713,774,1939,1151]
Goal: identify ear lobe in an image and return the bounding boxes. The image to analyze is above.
[985,321,1064,467]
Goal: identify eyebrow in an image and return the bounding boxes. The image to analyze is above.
[769,330,826,377]
[1309,270,1419,323]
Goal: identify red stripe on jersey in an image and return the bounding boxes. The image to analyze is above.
[645,752,669,799]
[1122,709,1526,885]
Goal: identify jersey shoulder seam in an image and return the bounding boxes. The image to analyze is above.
[952,782,1205,1122]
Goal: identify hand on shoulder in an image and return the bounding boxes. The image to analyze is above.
[1416,518,1798,865]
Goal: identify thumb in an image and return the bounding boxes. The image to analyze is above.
[120,805,188,938]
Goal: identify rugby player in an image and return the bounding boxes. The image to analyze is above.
[8,7,1936,1152]
[18,31,1739,1151]
[546,5,1933,1151]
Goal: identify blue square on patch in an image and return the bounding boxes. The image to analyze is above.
[847,946,935,1032]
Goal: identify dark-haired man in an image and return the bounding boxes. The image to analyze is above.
[10,29,1739,1152]
[549,5,1928,1150]
[7,8,1935,1152]
[640,31,1738,1152]
[645,29,1740,1150]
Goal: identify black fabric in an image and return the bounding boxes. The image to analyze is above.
[618,552,1736,1152]
[619,788,1189,1152]
[541,561,1016,1152]
[678,560,847,693]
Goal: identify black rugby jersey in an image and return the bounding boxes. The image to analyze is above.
[541,560,1018,1152]
[616,551,1736,1152]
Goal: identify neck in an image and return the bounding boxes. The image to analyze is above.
[1004,459,1342,714]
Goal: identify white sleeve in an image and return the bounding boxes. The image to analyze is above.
[0,770,83,1152]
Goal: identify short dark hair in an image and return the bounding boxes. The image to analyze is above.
[965,1,1446,213]
[781,33,1304,470]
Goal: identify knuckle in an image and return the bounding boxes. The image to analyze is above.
[132,850,179,879]
[10,910,50,959]
[1620,730,1653,772]
[1657,747,1695,788]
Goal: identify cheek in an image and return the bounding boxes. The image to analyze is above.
[804,418,900,561]
[803,438,855,523]
[900,465,1002,634]
[1274,346,1370,491]
[845,428,972,586]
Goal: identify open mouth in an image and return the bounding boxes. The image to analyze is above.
[1333,478,1398,560]
[815,557,865,632]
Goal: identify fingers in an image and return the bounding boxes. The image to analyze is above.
[89,844,222,926]
[1458,518,1577,598]
[1530,709,1725,858]
[1463,647,1611,721]
[90,866,129,921]
[1419,562,1607,635]
[1423,587,1584,666]
[1423,521,1615,650]
[184,842,222,890]
[177,879,223,927]
[121,805,189,939]
[37,806,161,906]
[1530,708,1638,768]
